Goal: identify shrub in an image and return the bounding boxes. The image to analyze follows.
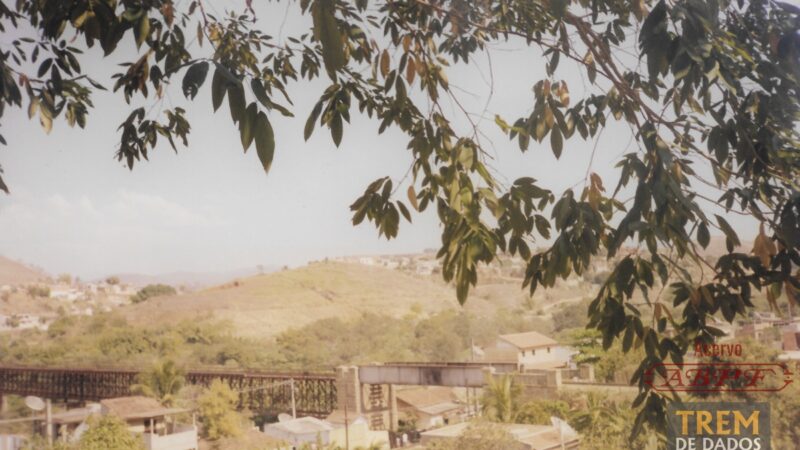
[129,284,176,303]
[26,285,50,298]
[198,379,241,440]
[78,415,144,450]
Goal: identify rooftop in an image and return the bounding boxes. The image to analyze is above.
[421,422,579,450]
[100,396,187,420]
[498,331,558,350]
[264,416,334,434]
[395,387,458,410]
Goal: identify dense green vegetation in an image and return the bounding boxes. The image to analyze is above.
[479,375,652,449]
[0,307,552,371]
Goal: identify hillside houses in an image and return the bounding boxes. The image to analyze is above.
[330,254,439,275]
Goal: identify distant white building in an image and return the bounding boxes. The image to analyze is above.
[50,285,82,302]
[263,415,388,449]
[415,260,438,275]
[483,331,572,370]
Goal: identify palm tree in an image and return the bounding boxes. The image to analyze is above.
[480,375,521,422]
[569,393,625,437]
[132,360,185,406]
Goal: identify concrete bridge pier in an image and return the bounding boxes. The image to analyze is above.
[387,384,398,432]
[0,393,8,414]
[335,366,362,417]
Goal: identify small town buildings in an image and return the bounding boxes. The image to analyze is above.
[395,387,465,430]
[482,331,572,371]
[45,396,197,450]
[419,422,580,450]
[263,414,389,449]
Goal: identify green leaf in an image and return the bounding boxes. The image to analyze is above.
[228,82,245,124]
[397,201,412,222]
[715,214,740,252]
[622,324,634,352]
[135,15,150,49]
[240,103,258,152]
[251,79,270,108]
[37,59,53,78]
[181,61,209,100]
[550,125,563,158]
[331,113,343,147]
[254,112,275,173]
[550,0,568,19]
[304,101,323,141]
[211,69,227,112]
[312,0,345,77]
[697,222,710,249]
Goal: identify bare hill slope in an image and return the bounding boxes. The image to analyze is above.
[0,256,47,285]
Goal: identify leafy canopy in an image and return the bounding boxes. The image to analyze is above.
[78,415,144,450]
[197,379,242,441]
[1,0,800,437]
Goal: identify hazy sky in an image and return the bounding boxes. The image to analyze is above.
[0,2,758,279]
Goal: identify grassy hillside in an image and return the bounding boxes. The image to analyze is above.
[122,261,472,337]
[119,258,608,338]
[0,255,47,285]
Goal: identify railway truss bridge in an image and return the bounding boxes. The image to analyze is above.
[0,365,337,417]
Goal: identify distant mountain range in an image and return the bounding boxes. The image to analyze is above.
[108,266,279,289]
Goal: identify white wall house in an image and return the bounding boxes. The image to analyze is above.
[49,286,82,302]
[484,331,572,370]
[263,415,388,449]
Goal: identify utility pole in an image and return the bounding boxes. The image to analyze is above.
[470,337,478,416]
[45,399,52,446]
[290,378,297,419]
[343,381,350,450]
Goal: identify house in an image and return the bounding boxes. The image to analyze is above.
[49,285,82,302]
[263,414,389,449]
[45,396,197,450]
[483,331,572,370]
[419,422,580,450]
[395,387,466,430]
[735,322,782,348]
[782,322,800,351]
[262,416,335,446]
